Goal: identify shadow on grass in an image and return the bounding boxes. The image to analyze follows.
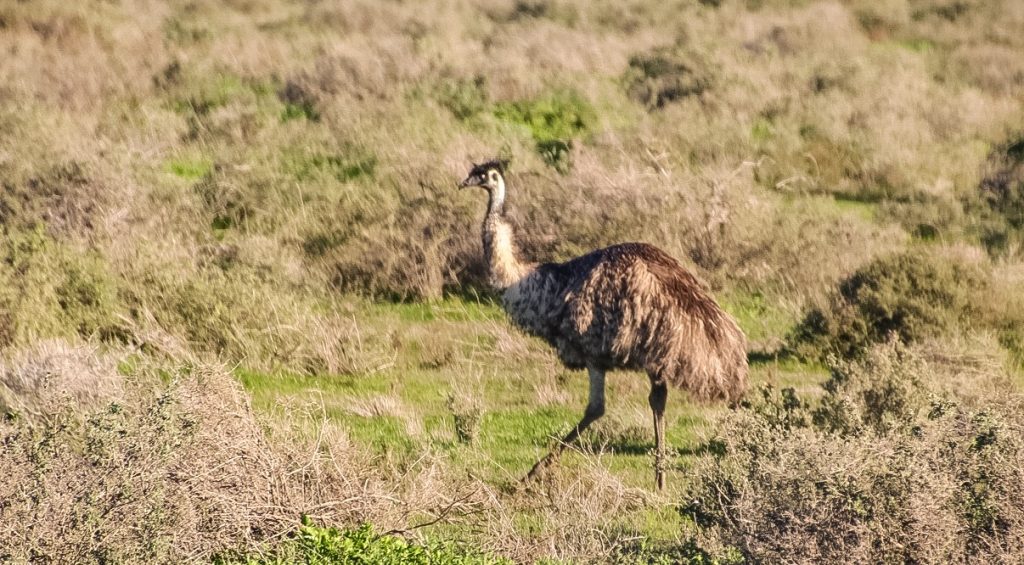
[578,435,716,458]
[747,347,803,366]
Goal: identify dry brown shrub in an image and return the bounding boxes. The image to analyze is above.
[913,333,1017,404]
[0,339,548,563]
[0,339,120,423]
[684,341,1024,563]
[0,361,285,561]
[0,161,112,237]
[952,45,1024,94]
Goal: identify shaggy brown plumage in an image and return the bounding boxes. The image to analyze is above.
[459,161,748,489]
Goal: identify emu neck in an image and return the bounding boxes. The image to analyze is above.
[482,178,530,290]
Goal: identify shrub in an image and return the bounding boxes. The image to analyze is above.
[0,161,109,236]
[435,76,489,121]
[790,249,988,360]
[0,229,123,347]
[0,360,306,562]
[447,391,483,444]
[976,132,1024,255]
[0,339,120,422]
[624,47,713,110]
[681,341,1024,563]
[493,90,595,172]
[813,338,930,436]
[0,351,465,563]
[218,520,509,565]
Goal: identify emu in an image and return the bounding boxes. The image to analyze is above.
[459,160,748,490]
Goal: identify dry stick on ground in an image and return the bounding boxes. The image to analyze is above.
[458,160,749,490]
[382,487,485,537]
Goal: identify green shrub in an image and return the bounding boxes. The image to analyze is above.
[0,229,123,347]
[493,90,595,172]
[435,76,489,121]
[220,520,509,565]
[975,133,1024,255]
[790,250,988,360]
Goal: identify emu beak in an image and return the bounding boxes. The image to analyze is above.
[458,175,477,189]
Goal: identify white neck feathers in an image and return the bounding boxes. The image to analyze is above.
[481,175,530,290]
[487,175,506,216]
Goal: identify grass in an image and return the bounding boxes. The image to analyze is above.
[237,296,827,494]
[719,290,799,346]
[281,150,377,182]
[232,293,829,557]
[832,196,879,223]
[166,155,214,180]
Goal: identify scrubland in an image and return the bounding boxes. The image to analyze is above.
[2,0,1024,562]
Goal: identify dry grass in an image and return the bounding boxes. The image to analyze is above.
[0,340,121,422]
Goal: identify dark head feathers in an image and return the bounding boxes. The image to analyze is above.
[469,158,509,177]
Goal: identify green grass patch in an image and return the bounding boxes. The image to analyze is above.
[365,297,504,323]
[718,290,798,345]
[494,91,594,142]
[750,117,774,143]
[281,101,319,122]
[165,155,213,180]
[172,74,247,115]
[895,37,935,53]
[331,412,418,459]
[832,195,879,223]
[281,150,377,182]
[236,369,392,402]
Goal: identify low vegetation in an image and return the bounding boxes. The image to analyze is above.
[683,340,1024,562]
[791,248,990,359]
[1,0,1024,562]
[218,520,509,565]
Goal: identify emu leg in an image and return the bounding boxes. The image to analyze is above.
[525,367,606,482]
[649,380,668,490]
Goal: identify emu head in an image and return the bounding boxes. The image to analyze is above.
[458,159,508,192]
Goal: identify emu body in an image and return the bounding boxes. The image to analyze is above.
[460,161,748,489]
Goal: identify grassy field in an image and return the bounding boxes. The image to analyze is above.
[2,0,1024,562]
[231,294,827,557]
[236,296,822,485]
